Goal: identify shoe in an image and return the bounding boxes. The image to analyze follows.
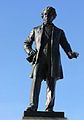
[45,108,54,112]
[26,106,37,112]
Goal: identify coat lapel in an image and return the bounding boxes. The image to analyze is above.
[35,25,43,64]
[39,24,44,44]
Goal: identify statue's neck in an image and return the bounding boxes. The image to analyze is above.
[43,22,54,26]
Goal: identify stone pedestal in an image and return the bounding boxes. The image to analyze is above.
[22,111,68,120]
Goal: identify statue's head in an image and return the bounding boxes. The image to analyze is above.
[41,6,57,24]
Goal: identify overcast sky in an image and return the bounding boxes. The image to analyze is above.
[0,0,84,120]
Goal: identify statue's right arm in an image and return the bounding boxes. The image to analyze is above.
[24,28,35,55]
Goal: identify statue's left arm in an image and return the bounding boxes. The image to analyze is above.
[60,30,79,59]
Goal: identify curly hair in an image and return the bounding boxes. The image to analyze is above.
[41,6,57,20]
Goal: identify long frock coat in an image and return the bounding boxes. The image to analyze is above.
[24,24,72,80]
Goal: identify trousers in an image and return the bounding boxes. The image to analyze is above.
[29,55,56,111]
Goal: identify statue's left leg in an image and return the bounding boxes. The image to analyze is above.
[45,77,56,112]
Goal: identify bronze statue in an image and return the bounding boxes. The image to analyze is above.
[24,6,79,112]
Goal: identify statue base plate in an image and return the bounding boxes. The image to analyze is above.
[22,111,68,120]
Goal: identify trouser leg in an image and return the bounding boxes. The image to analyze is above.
[28,64,42,111]
[46,77,56,111]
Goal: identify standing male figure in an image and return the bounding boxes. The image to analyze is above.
[24,6,79,112]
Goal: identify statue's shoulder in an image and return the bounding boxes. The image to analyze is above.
[33,24,43,30]
[54,25,63,32]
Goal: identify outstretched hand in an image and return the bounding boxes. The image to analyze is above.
[68,51,79,59]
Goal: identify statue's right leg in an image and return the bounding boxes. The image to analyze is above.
[27,63,42,111]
